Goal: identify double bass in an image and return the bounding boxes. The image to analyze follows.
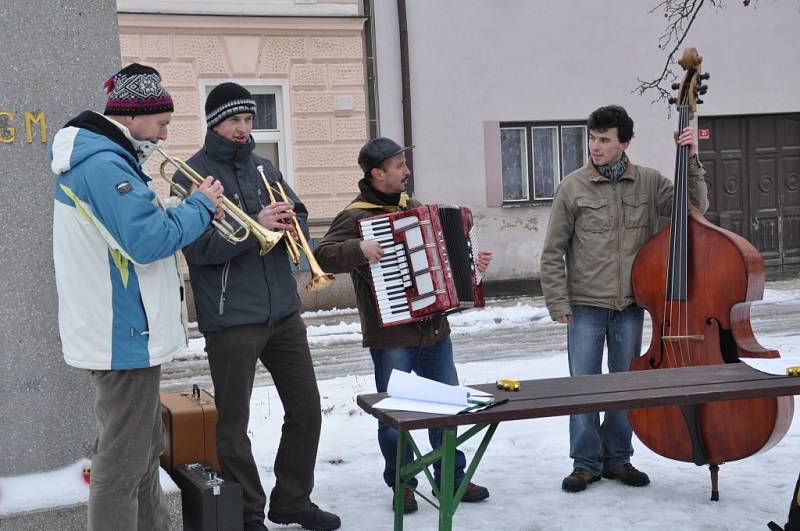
[628,48,794,501]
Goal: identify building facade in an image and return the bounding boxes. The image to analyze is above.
[117,0,368,226]
[371,0,800,282]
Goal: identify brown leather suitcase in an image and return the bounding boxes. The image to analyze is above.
[161,384,220,473]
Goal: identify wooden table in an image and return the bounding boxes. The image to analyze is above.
[356,363,800,531]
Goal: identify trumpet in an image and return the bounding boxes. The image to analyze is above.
[257,165,302,266]
[256,165,335,291]
[157,147,283,256]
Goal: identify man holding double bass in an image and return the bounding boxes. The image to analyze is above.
[540,104,708,493]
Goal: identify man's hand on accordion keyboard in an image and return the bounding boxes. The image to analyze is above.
[360,239,385,263]
[476,250,493,273]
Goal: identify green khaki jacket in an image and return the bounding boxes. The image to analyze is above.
[540,156,708,320]
[313,194,450,348]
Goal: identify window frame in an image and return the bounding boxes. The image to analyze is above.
[499,120,588,205]
[199,77,294,184]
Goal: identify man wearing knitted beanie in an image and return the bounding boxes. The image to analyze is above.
[51,63,224,530]
[174,82,340,531]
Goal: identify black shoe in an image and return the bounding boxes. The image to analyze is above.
[392,487,418,514]
[244,520,269,531]
[432,481,490,502]
[561,468,601,492]
[268,503,340,531]
[602,463,650,487]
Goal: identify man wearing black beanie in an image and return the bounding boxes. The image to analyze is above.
[174,82,340,531]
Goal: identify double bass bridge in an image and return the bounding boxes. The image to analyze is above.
[662,334,705,342]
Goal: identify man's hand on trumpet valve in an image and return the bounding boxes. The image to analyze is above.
[193,176,226,220]
[257,201,296,235]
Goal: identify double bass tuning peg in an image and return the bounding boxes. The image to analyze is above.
[696,98,704,105]
[668,97,677,105]
[671,83,681,90]
[698,85,708,95]
[699,72,711,81]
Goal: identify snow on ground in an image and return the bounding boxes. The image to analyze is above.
[251,352,800,531]
[3,286,800,529]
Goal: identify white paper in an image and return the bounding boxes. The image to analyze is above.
[740,356,800,376]
[372,397,467,415]
[386,369,469,406]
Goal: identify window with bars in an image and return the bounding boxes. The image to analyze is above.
[500,122,588,203]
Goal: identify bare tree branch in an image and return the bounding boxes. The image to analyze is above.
[634,0,769,108]
[633,0,710,106]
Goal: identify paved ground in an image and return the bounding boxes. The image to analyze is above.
[159,277,800,393]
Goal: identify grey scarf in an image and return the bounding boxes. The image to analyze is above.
[596,152,629,183]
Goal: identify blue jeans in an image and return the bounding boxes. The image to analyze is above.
[567,304,644,476]
[369,336,467,489]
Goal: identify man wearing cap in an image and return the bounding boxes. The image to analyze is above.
[175,82,340,531]
[51,63,223,530]
[314,137,493,513]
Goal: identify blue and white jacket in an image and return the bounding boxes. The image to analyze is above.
[51,111,214,370]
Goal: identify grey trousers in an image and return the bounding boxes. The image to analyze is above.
[205,312,322,525]
[88,365,169,531]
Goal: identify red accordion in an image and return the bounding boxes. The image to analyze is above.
[358,204,485,327]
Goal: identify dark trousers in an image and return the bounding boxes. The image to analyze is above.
[205,312,322,525]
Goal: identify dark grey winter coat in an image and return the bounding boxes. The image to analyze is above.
[175,130,307,333]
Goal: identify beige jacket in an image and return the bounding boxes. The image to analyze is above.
[540,156,708,320]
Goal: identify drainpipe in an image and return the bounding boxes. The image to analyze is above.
[362,0,379,139]
[397,0,414,194]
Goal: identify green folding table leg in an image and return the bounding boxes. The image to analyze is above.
[394,430,407,531]
[392,423,499,531]
[437,427,458,531]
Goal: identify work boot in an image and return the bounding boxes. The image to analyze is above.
[561,468,601,492]
[602,463,650,487]
[268,503,340,531]
[433,481,490,502]
[392,487,418,514]
[460,482,490,502]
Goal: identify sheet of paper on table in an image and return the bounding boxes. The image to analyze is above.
[371,370,494,414]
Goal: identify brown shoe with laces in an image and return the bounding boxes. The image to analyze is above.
[561,468,601,492]
[602,463,650,487]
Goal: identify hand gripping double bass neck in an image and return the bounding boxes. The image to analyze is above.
[628,48,793,501]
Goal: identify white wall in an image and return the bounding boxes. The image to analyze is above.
[372,0,404,141]
[373,0,800,280]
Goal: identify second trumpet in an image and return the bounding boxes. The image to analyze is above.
[257,165,335,291]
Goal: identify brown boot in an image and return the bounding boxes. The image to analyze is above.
[392,487,418,514]
[561,468,601,492]
[602,463,650,487]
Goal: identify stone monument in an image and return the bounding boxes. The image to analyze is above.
[0,0,119,477]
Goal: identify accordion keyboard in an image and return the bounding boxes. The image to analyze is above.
[360,215,440,324]
[358,204,483,327]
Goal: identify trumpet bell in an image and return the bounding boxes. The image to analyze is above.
[307,272,336,292]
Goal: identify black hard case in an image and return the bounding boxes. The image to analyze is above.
[172,462,243,531]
